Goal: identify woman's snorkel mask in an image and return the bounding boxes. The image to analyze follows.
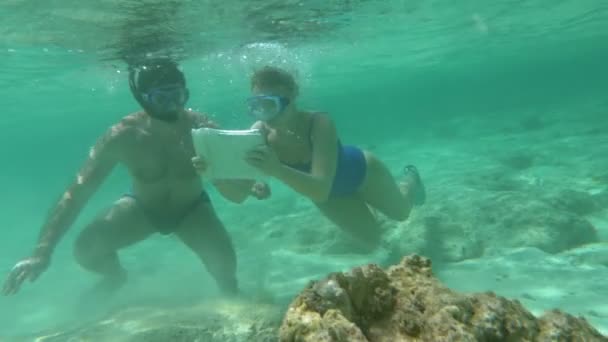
[128,60,190,122]
[246,95,290,122]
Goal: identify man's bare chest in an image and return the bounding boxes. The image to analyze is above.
[122,133,198,183]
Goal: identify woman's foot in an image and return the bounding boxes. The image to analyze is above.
[402,165,426,206]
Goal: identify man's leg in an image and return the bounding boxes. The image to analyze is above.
[73,196,155,292]
[174,199,238,296]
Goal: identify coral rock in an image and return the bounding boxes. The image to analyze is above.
[408,191,599,263]
[279,255,607,342]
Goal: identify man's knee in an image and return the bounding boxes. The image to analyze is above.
[73,227,129,279]
[73,225,112,267]
[73,230,96,267]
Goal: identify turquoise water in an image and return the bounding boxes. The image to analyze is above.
[1,0,608,339]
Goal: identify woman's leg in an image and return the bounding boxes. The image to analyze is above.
[357,151,423,221]
[315,196,383,252]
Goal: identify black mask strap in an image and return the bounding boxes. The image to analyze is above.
[128,65,146,106]
[127,61,185,123]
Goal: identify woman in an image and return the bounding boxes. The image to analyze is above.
[195,66,425,251]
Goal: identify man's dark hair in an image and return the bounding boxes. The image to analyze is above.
[128,57,186,94]
[127,57,188,117]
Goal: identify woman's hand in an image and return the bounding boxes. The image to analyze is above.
[192,155,208,175]
[245,144,282,177]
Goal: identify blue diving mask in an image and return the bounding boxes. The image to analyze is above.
[141,84,188,112]
[246,95,290,121]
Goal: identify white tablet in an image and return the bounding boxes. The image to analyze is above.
[191,127,265,180]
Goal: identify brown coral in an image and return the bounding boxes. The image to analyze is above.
[279,255,607,342]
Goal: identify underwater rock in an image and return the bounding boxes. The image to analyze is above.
[403,190,599,263]
[544,188,600,215]
[499,151,536,170]
[279,254,607,342]
[592,189,608,208]
[590,171,608,185]
[475,191,598,253]
[464,168,527,192]
[560,242,608,267]
[520,116,545,131]
[416,212,485,263]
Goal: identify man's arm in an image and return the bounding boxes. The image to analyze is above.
[33,124,123,259]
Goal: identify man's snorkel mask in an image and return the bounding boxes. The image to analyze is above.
[128,59,190,122]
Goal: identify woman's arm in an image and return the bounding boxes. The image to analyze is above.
[213,180,256,204]
[249,114,339,203]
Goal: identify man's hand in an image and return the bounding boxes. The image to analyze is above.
[2,256,50,296]
[251,182,271,200]
[194,113,219,129]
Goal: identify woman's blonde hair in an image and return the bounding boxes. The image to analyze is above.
[251,66,299,97]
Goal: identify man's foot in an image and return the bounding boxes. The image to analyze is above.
[78,271,127,308]
[402,165,426,206]
[93,272,128,295]
[73,274,126,316]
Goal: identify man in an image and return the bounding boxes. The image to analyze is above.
[2,58,268,297]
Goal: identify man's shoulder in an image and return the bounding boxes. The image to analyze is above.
[120,111,146,127]
[101,112,144,143]
[119,111,151,130]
